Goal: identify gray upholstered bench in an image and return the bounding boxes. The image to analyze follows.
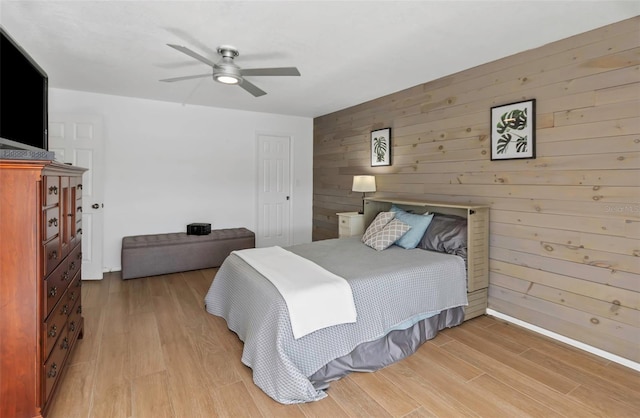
[121,228,255,280]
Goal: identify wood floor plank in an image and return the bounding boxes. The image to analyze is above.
[329,375,393,417]
[151,292,191,346]
[128,311,166,378]
[211,381,264,417]
[492,322,640,393]
[403,350,522,418]
[444,326,580,394]
[401,406,437,417]
[568,383,639,418]
[93,330,131,396]
[131,371,175,418]
[161,341,219,417]
[415,342,484,382]
[521,348,640,410]
[379,363,478,417]
[90,384,132,418]
[467,373,561,417]
[442,340,602,418]
[127,276,154,314]
[198,345,243,389]
[101,286,131,336]
[348,370,421,417]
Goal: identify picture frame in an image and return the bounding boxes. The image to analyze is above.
[490,99,536,160]
[371,128,391,166]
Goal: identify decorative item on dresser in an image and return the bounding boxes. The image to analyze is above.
[0,159,87,418]
[336,212,365,237]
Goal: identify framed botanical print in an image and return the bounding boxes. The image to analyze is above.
[491,99,536,160]
[371,128,391,166]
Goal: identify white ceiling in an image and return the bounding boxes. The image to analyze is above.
[1,1,638,118]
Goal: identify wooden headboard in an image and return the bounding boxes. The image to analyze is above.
[363,197,489,320]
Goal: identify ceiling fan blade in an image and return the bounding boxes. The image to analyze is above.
[241,67,300,77]
[239,79,267,97]
[167,44,219,68]
[159,73,211,82]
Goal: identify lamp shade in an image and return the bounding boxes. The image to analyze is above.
[352,175,376,193]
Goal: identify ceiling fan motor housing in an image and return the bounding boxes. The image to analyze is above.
[213,46,242,84]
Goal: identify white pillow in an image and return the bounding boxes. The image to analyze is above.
[361,211,396,243]
[363,219,411,251]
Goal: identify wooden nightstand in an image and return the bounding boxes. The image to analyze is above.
[337,212,365,237]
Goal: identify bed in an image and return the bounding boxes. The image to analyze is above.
[204,198,489,404]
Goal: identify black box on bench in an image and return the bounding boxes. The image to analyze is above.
[187,223,211,235]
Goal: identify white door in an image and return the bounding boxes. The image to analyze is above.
[48,114,105,280]
[257,134,291,247]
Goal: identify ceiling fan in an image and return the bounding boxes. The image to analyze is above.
[160,44,300,97]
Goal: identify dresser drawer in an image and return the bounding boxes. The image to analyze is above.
[65,274,81,311]
[44,258,69,317]
[67,298,83,345]
[43,324,69,403]
[43,206,60,241]
[43,176,60,207]
[43,237,62,277]
[68,244,82,279]
[43,299,68,360]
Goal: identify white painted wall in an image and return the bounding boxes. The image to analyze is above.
[49,88,313,272]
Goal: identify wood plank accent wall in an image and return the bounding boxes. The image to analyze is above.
[313,17,640,363]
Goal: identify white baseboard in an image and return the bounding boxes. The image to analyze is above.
[486,309,640,372]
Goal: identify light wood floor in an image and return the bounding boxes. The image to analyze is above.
[48,269,640,418]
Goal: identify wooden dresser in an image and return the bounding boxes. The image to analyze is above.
[0,159,86,418]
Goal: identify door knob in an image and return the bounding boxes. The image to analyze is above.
[92,203,100,209]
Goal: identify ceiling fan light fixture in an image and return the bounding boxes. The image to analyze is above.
[214,74,241,85]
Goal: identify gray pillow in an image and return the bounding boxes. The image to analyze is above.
[418,213,467,259]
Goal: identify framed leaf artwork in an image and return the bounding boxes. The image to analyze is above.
[490,99,536,160]
[371,128,391,166]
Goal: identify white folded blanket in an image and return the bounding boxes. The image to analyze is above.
[232,246,357,339]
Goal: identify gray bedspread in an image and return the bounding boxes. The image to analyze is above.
[204,237,468,404]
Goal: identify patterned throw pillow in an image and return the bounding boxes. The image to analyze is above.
[361,211,396,243]
[363,219,411,251]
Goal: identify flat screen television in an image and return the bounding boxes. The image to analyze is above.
[0,27,49,155]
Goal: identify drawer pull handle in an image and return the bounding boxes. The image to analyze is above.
[78,251,83,259]
[69,321,76,332]
[76,280,82,288]
[77,228,83,235]
[61,337,69,350]
[62,271,69,281]
[69,292,76,301]
[49,250,58,260]
[48,363,58,378]
[78,184,83,190]
[76,305,82,314]
[48,325,57,338]
[70,262,76,271]
[48,218,58,227]
[48,186,58,195]
[49,287,57,297]
[61,304,69,315]
[77,206,82,212]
